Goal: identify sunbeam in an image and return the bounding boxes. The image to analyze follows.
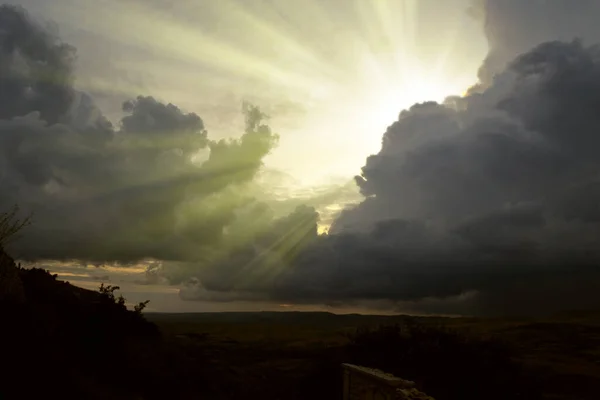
[33,0,486,184]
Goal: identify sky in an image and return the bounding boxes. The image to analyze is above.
[2,0,600,316]
[2,0,487,185]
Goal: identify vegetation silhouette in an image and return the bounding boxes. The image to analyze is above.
[0,205,31,246]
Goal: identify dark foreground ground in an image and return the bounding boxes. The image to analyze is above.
[2,256,599,399]
[145,310,600,400]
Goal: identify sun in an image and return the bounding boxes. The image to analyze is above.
[55,0,484,187]
[314,70,472,172]
[364,77,463,119]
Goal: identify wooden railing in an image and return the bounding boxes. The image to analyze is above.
[341,363,434,400]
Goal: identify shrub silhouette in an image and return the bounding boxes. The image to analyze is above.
[0,204,31,246]
[134,299,150,314]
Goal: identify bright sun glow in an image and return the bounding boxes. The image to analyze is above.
[48,0,485,185]
[355,77,464,152]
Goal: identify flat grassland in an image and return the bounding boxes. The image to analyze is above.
[146,311,600,400]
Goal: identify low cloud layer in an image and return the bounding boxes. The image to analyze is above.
[3,2,600,316]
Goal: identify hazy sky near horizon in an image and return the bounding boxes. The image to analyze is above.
[4,0,487,185]
[4,0,600,316]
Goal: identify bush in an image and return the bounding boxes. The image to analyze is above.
[0,205,31,247]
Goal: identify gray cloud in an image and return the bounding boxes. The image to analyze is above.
[0,5,279,263]
[475,0,600,86]
[0,4,75,124]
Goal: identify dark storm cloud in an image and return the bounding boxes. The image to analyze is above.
[0,4,75,124]
[475,0,600,86]
[186,38,600,316]
[0,5,279,262]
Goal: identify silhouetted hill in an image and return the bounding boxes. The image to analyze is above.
[148,310,401,324]
[0,250,25,302]
[0,248,165,399]
[146,311,453,327]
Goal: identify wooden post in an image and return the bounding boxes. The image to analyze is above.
[343,365,351,400]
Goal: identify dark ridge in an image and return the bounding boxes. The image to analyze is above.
[0,248,172,399]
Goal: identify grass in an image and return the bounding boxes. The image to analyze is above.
[146,310,600,400]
